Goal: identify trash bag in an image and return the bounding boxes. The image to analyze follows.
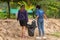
[28,27,34,36]
[27,20,36,37]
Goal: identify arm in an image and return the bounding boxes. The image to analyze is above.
[44,14,47,19]
[35,10,39,26]
[35,10,39,20]
[36,15,39,20]
[35,15,39,27]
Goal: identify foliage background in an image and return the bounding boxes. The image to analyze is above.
[0,0,60,19]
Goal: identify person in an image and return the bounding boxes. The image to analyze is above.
[17,5,28,38]
[35,5,47,39]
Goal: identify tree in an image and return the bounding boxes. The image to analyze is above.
[0,0,21,18]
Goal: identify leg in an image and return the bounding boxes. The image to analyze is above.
[20,20,28,38]
[21,26,24,37]
[37,21,41,36]
[22,26,28,38]
[41,22,47,39]
[23,20,28,37]
[41,21,44,36]
[19,20,24,37]
[23,26,26,35]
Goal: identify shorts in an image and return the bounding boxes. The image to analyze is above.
[19,20,27,27]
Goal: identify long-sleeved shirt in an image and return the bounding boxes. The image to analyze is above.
[17,10,28,22]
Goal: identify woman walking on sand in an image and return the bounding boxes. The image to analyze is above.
[17,5,28,38]
[35,5,47,39]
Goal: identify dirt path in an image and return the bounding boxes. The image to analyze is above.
[0,19,60,40]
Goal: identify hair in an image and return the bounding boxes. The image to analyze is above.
[36,5,41,9]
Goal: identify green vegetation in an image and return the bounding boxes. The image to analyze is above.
[0,13,7,19]
[50,32,60,37]
[0,0,60,19]
[0,13,33,19]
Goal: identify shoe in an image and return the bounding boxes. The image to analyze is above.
[42,36,47,39]
[36,36,41,40]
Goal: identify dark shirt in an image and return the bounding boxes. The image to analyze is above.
[17,10,28,22]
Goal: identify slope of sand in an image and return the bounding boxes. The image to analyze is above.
[0,19,60,40]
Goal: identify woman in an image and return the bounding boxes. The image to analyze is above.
[36,5,47,39]
[17,5,28,38]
